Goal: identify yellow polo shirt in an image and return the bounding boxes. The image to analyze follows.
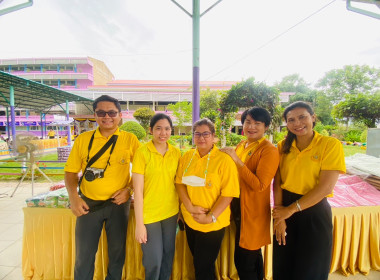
[236,137,265,163]
[64,128,141,200]
[278,131,346,196]
[132,141,181,224]
[176,146,240,232]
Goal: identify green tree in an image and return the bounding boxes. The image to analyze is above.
[167,101,192,146]
[316,65,380,102]
[219,77,281,144]
[314,92,335,125]
[133,107,155,132]
[119,121,146,140]
[332,93,380,128]
[275,73,311,94]
[200,88,221,123]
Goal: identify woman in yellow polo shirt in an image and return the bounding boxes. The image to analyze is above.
[175,118,240,280]
[272,101,346,280]
[132,113,181,280]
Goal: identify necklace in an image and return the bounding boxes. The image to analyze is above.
[183,147,211,181]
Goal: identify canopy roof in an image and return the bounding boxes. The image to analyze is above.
[0,71,93,113]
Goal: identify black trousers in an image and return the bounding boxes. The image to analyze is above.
[234,220,264,280]
[185,223,225,280]
[74,199,130,280]
[273,190,333,280]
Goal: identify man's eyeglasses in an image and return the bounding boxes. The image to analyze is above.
[193,132,212,138]
[95,110,119,117]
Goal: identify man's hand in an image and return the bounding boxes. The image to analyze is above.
[111,188,130,205]
[69,196,89,217]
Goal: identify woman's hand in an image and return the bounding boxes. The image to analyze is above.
[272,205,295,221]
[274,219,287,245]
[188,205,209,215]
[192,213,212,224]
[135,223,147,244]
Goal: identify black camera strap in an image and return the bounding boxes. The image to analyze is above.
[78,131,118,191]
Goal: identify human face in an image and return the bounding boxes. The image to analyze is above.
[285,107,316,138]
[193,124,214,155]
[94,101,121,134]
[150,118,172,145]
[243,114,268,143]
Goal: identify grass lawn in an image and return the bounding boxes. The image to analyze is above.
[0,152,65,183]
[343,145,366,157]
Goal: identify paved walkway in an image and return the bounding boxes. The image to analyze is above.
[0,181,379,280]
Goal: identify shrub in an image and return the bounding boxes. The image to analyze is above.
[344,130,362,142]
[360,129,367,143]
[227,133,245,146]
[320,129,329,136]
[314,122,325,134]
[119,121,146,140]
[273,127,287,144]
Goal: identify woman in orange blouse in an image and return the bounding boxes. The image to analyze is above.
[221,107,279,280]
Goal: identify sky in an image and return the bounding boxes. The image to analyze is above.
[0,0,379,87]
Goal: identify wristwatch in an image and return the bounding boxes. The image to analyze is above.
[210,212,217,223]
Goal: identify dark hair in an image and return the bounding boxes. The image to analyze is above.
[150,113,173,129]
[93,95,121,112]
[193,118,215,134]
[282,101,315,154]
[241,107,271,127]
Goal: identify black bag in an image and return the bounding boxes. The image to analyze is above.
[80,193,113,213]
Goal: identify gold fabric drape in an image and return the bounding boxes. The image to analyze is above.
[22,206,380,280]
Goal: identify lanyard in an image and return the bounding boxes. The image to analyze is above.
[182,147,211,181]
[87,131,117,173]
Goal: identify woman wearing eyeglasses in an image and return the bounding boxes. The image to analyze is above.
[132,113,181,280]
[220,107,279,280]
[175,118,240,280]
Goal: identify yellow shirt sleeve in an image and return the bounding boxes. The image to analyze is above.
[64,134,84,173]
[321,137,346,173]
[132,146,147,175]
[219,155,240,198]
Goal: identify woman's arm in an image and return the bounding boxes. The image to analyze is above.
[133,173,147,244]
[192,195,233,224]
[221,145,279,192]
[273,168,287,245]
[272,170,340,222]
[175,183,208,214]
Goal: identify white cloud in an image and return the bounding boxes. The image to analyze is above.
[0,0,379,86]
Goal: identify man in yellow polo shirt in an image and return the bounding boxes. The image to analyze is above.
[64,95,140,280]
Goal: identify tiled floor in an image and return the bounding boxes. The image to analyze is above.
[0,181,379,280]
[0,181,51,280]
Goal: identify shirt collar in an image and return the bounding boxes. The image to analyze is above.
[243,136,265,149]
[195,144,217,158]
[147,140,173,154]
[94,127,120,139]
[291,131,320,151]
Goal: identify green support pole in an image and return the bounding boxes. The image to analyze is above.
[66,100,71,146]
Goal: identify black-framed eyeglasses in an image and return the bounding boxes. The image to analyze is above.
[193,132,212,138]
[95,110,119,117]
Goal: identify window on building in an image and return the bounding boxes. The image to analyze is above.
[25,65,41,72]
[10,66,24,72]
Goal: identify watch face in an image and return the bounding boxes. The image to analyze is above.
[212,214,217,223]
